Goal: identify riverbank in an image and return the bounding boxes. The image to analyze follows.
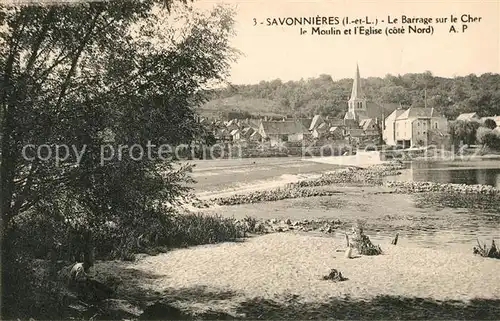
[25,161,500,320]
[92,232,500,319]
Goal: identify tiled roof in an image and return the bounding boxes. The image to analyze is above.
[309,115,324,130]
[396,107,444,120]
[348,128,365,137]
[261,121,307,135]
[456,113,479,121]
[297,118,313,129]
[328,119,344,127]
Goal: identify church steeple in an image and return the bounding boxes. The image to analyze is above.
[347,63,367,117]
[350,63,364,100]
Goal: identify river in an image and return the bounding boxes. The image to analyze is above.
[384,159,500,188]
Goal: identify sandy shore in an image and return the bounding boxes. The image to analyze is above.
[96,233,500,318]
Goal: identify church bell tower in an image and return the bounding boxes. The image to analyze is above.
[348,63,367,115]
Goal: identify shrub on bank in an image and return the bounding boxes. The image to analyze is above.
[473,239,500,259]
[350,220,383,256]
[10,210,246,263]
[4,210,247,319]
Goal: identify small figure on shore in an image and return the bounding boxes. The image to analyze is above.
[68,262,89,294]
[391,233,399,245]
[344,247,353,259]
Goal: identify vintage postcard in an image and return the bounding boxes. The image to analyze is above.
[1,0,499,320]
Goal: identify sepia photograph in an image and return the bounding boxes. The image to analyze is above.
[1,0,499,320]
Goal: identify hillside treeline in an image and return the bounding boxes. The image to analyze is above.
[204,72,500,119]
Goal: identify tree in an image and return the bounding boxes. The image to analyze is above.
[0,1,237,315]
[476,127,500,150]
[448,120,481,147]
[483,118,497,130]
[204,72,500,119]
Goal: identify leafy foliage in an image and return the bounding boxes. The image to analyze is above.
[0,1,239,318]
[202,72,500,119]
[448,120,481,146]
[476,127,500,150]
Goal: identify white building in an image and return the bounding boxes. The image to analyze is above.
[383,107,448,148]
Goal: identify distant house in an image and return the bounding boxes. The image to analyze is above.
[456,113,480,121]
[328,118,344,127]
[383,108,406,146]
[297,118,313,130]
[346,128,365,144]
[249,131,262,141]
[383,107,448,148]
[215,128,230,142]
[241,118,262,130]
[230,129,240,141]
[312,122,329,139]
[328,126,343,139]
[226,119,240,131]
[309,115,325,131]
[240,127,255,140]
[258,120,307,146]
[360,118,379,136]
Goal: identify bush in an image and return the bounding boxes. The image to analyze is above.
[473,239,500,259]
[476,127,500,150]
[350,220,382,256]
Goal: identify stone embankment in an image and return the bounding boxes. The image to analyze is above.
[191,162,405,208]
[211,188,342,206]
[385,181,500,195]
[293,163,404,188]
[234,217,344,235]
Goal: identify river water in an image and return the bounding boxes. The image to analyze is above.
[384,159,500,188]
[213,159,500,253]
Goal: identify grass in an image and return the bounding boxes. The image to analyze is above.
[3,210,249,321]
[474,238,500,259]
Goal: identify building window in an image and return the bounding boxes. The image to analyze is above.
[417,131,420,135]
[417,122,420,127]
[434,123,438,129]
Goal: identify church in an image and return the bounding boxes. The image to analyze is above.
[342,64,398,142]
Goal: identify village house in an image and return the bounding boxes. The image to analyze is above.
[328,126,343,140]
[230,128,240,141]
[258,120,308,146]
[383,107,448,148]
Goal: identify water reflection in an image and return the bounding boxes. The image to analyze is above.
[384,161,500,188]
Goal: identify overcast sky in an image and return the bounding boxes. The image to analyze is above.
[195,0,499,85]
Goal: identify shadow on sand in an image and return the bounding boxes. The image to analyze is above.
[87,264,500,320]
[234,295,500,320]
[12,260,500,320]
